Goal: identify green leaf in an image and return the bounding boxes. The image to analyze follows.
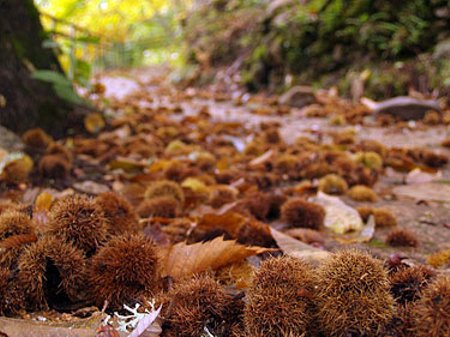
[32,70,72,87]
[53,84,85,105]
[75,35,100,44]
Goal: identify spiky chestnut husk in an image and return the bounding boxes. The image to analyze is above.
[316,250,395,337]
[0,154,33,184]
[209,185,237,208]
[427,249,450,268]
[383,304,415,337]
[46,194,108,256]
[355,151,384,170]
[22,128,53,149]
[423,110,441,125]
[347,185,378,202]
[389,265,436,305]
[17,235,87,310]
[244,256,317,337]
[243,192,272,221]
[358,207,397,227]
[354,139,387,157]
[0,267,26,316]
[407,148,448,168]
[89,234,160,309]
[411,275,450,337]
[441,138,450,148]
[136,197,180,218]
[158,274,232,337]
[38,154,71,179]
[332,132,356,145]
[0,210,36,269]
[236,219,276,248]
[281,198,325,229]
[144,180,185,204]
[46,143,73,164]
[386,229,418,247]
[263,128,282,144]
[0,210,34,240]
[95,192,139,235]
[318,174,348,195]
[0,200,20,215]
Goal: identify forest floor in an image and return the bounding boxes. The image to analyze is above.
[1,66,450,336]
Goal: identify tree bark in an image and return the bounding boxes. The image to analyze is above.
[0,0,80,137]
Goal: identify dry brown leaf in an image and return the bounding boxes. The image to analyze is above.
[270,228,330,265]
[161,236,272,279]
[196,211,247,237]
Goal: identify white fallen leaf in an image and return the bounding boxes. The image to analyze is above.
[394,182,450,202]
[249,149,274,167]
[335,215,375,244]
[127,305,162,337]
[406,168,442,185]
[312,192,363,234]
[270,228,330,265]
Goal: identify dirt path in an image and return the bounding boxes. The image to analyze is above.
[96,68,450,262]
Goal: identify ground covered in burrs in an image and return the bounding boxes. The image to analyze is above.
[0,69,449,336]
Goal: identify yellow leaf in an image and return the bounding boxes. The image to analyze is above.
[84,113,105,134]
[35,192,53,212]
[181,177,208,193]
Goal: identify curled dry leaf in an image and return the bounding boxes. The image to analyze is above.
[249,149,274,168]
[270,228,330,265]
[161,236,273,279]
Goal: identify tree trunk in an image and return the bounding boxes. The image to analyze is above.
[0,0,81,137]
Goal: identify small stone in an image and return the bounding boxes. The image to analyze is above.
[0,125,24,152]
[374,96,441,120]
[279,85,316,108]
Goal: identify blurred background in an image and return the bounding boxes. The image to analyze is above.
[31,0,450,98]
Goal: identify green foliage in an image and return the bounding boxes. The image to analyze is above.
[184,0,450,95]
[32,70,85,105]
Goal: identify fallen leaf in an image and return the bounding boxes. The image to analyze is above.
[161,236,272,279]
[84,113,105,134]
[270,228,329,264]
[0,315,104,337]
[197,212,247,236]
[335,215,376,244]
[312,192,363,234]
[73,181,110,195]
[127,306,162,337]
[249,149,274,168]
[109,158,148,172]
[35,192,53,212]
[405,168,442,185]
[393,182,450,202]
[181,177,208,193]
